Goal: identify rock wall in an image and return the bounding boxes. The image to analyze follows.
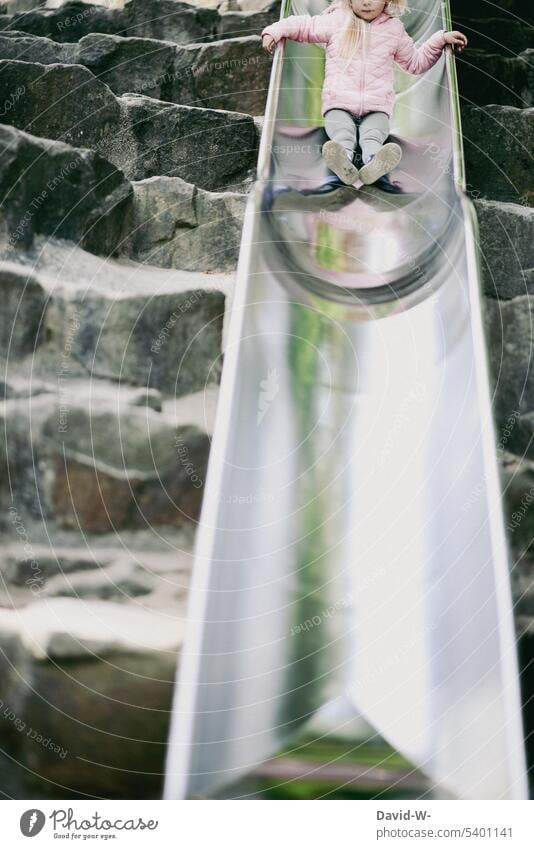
[453,0,534,783]
[452,1,534,624]
[0,0,277,797]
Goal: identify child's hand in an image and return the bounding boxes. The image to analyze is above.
[262,34,276,54]
[444,31,468,52]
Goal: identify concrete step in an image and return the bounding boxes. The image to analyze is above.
[0,30,271,114]
[0,59,260,189]
[0,0,280,44]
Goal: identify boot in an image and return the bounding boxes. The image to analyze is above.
[322,141,360,186]
[359,143,402,185]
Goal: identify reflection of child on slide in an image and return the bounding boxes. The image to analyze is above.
[261,0,467,192]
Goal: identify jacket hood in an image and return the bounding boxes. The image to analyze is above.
[368,11,391,25]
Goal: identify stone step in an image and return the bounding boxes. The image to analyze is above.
[0,123,131,255]
[450,17,533,55]
[4,0,47,10]
[0,537,194,607]
[457,49,533,108]
[122,175,247,272]
[0,239,230,394]
[0,0,280,44]
[1,508,197,563]
[0,368,220,529]
[0,30,271,115]
[0,596,182,797]
[475,199,534,299]
[0,123,249,272]
[45,0,127,7]
[462,105,533,205]
[0,59,260,189]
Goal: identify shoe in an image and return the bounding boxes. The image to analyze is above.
[322,140,360,185]
[359,143,402,185]
[372,174,405,194]
[260,174,358,212]
[271,185,358,214]
[301,174,346,194]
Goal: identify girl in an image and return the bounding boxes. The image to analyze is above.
[261,0,467,190]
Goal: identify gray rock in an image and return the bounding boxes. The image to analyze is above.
[0,60,259,189]
[80,31,181,98]
[41,557,156,598]
[457,50,532,109]
[0,0,280,45]
[2,545,114,586]
[0,263,46,357]
[0,598,183,797]
[4,0,46,10]
[463,105,534,204]
[0,124,132,253]
[0,59,120,146]
[130,387,163,411]
[116,92,259,188]
[0,376,55,399]
[484,295,534,457]
[0,242,230,395]
[1,385,212,529]
[46,435,209,533]
[501,452,534,568]
[0,0,217,43]
[0,28,71,61]
[513,562,534,619]
[122,175,247,272]
[46,274,225,395]
[216,0,279,39]
[0,30,270,114]
[475,199,534,299]
[219,0,276,10]
[510,413,534,462]
[190,35,270,114]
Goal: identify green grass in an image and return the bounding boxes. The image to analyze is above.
[254,732,429,800]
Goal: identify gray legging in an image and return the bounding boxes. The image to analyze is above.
[324,109,390,164]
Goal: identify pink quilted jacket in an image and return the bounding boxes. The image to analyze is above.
[261,9,447,118]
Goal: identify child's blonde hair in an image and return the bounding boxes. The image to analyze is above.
[338,0,407,65]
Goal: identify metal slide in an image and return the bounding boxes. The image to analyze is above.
[164,0,529,800]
